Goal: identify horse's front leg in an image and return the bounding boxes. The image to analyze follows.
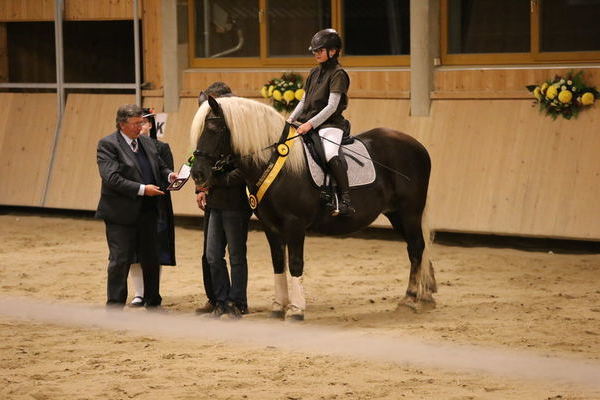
[285,228,306,321]
[264,229,288,318]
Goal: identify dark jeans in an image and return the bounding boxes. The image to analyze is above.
[205,208,251,307]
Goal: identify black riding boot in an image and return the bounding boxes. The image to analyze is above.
[327,156,355,216]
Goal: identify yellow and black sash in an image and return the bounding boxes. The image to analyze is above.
[246,123,297,209]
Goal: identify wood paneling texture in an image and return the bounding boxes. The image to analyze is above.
[64,0,133,20]
[1,92,598,239]
[317,97,600,239]
[181,69,411,99]
[435,68,600,98]
[0,93,57,206]
[44,94,135,210]
[425,100,600,239]
[0,0,54,21]
[0,0,133,21]
[142,0,162,89]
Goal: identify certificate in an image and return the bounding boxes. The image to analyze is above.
[167,164,191,191]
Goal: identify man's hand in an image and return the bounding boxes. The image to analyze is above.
[144,185,165,196]
[168,172,178,183]
[196,191,207,211]
[296,122,313,135]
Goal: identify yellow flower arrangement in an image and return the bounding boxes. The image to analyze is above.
[260,72,304,113]
[526,71,599,120]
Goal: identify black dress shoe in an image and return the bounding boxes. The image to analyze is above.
[210,303,227,319]
[225,301,242,319]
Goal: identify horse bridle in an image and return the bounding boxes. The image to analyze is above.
[193,115,237,174]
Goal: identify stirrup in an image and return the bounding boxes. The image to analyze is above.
[330,195,355,217]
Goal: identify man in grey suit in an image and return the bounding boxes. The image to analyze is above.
[96,104,175,308]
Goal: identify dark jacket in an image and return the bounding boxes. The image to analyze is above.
[296,60,350,131]
[154,139,176,266]
[206,168,250,211]
[96,131,171,225]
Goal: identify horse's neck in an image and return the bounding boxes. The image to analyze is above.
[238,158,267,186]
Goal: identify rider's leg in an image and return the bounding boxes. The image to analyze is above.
[319,127,355,216]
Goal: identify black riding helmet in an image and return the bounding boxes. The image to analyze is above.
[308,28,342,54]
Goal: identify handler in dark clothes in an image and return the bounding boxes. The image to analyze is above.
[96,104,176,308]
[127,109,177,307]
[195,82,252,318]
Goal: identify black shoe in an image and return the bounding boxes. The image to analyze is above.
[195,300,216,314]
[238,304,249,315]
[339,197,355,217]
[225,301,242,319]
[327,156,355,217]
[210,302,227,319]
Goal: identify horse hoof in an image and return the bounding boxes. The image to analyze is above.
[270,310,285,319]
[397,295,436,312]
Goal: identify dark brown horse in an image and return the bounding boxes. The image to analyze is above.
[190,96,436,320]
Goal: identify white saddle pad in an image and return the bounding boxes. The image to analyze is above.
[302,138,376,188]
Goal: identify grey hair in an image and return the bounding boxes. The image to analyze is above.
[115,104,143,129]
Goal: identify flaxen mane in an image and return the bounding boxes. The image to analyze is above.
[190,97,305,174]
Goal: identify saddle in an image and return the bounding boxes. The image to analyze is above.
[301,130,376,189]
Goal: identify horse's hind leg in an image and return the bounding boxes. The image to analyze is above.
[264,229,289,318]
[385,209,437,310]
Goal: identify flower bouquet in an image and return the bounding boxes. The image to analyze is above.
[261,72,305,113]
[526,71,598,120]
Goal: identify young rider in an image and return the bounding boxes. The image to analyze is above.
[288,28,355,216]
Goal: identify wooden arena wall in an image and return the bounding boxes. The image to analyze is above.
[0,1,598,240]
[1,83,598,240]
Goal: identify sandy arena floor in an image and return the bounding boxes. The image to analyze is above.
[0,213,599,399]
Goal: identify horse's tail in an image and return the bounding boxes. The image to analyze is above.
[416,201,437,300]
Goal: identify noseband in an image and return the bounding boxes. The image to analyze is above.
[193,115,236,174]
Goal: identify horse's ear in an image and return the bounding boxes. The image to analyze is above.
[207,95,222,116]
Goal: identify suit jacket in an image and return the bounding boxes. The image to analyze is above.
[96,131,171,225]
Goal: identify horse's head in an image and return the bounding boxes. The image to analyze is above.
[191,96,235,188]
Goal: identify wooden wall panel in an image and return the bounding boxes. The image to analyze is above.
[0,0,54,21]
[44,94,135,210]
[181,69,411,99]
[0,0,134,21]
[0,93,57,206]
[65,0,133,20]
[1,91,598,239]
[434,67,600,98]
[142,0,162,89]
[424,100,600,239]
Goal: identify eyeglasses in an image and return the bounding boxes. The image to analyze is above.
[125,120,145,127]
